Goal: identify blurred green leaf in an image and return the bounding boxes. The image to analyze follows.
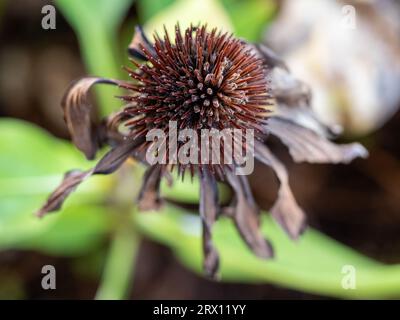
[0,119,113,254]
[144,0,233,38]
[132,164,229,205]
[0,120,85,177]
[137,0,175,22]
[160,171,230,204]
[160,174,202,204]
[0,119,111,196]
[221,0,277,41]
[18,205,112,255]
[96,222,139,300]
[139,0,276,42]
[135,206,400,298]
[55,0,134,115]
[56,0,132,32]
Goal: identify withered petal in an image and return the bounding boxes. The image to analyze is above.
[269,67,312,109]
[94,137,144,174]
[127,25,156,60]
[273,105,343,138]
[138,165,163,211]
[62,77,122,160]
[199,168,220,278]
[225,169,274,259]
[251,43,311,109]
[267,117,369,164]
[253,43,342,137]
[253,43,289,71]
[254,45,342,136]
[98,112,129,147]
[35,169,92,218]
[36,138,144,217]
[254,141,307,239]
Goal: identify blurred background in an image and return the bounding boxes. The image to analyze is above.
[1,0,400,299]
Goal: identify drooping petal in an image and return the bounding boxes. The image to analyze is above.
[254,141,307,239]
[127,25,156,60]
[267,117,369,164]
[62,77,122,159]
[93,137,144,174]
[36,170,92,218]
[199,168,220,278]
[138,165,163,211]
[36,138,144,217]
[251,43,341,137]
[251,43,311,109]
[98,112,129,147]
[225,169,274,258]
[273,104,343,138]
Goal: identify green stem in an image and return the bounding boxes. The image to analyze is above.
[95,223,139,300]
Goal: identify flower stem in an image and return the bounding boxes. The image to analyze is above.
[95,222,139,300]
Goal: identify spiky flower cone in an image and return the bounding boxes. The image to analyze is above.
[120,25,271,176]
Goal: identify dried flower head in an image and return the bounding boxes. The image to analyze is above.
[37,24,368,279]
[127,25,269,131]
[121,24,270,177]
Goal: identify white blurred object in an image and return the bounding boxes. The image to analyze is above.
[265,0,400,136]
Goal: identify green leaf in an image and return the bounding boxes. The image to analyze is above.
[56,0,133,32]
[140,0,276,42]
[221,0,277,41]
[137,0,176,22]
[55,0,134,115]
[135,206,400,299]
[0,119,113,254]
[160,170,230,204]
[143,0,233,38]
[10,204,112,255]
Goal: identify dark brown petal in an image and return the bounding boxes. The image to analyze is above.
[267,117,369,164]
[199,168,220,279]
[138,165,163,211]
[225,169,274,259]
[127,25,155,60]
[98,112,128,147]
[35,169,92,218]
[62,77,122,160]
[36,138,144,218]
[254,141,307,239]
[94,137,144,174]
